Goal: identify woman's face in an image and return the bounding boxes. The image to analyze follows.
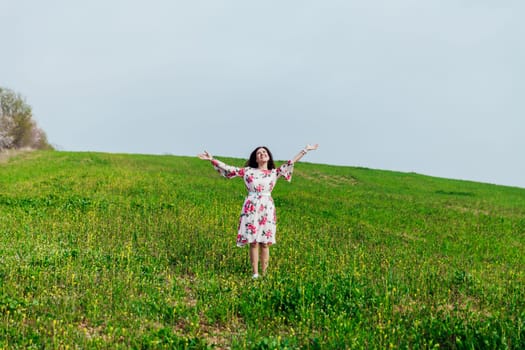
[256,148,270,164]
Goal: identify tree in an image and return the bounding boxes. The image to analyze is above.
[0,113,15,149]
[0,87,53,150]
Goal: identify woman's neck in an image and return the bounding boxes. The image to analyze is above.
[257,162,268,170]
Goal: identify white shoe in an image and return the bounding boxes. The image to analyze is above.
[252,273,259,279]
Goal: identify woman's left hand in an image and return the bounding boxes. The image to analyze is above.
[305,144,319,151]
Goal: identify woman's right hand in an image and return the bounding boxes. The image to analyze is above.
[197,151,213,161]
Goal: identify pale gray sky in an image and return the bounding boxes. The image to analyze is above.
[2,0,524,188]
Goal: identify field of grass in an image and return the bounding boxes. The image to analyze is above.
[0,150,524,349]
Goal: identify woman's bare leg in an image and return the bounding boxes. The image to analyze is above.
[260,243,269,275]
[249,243,259,276]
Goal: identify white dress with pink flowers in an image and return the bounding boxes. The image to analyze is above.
[211,159,294,247]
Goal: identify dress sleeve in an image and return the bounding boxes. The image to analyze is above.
[276,160,294,182]
[211,159,245,179]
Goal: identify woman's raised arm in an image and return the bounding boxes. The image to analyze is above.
[198,150,244,179]
[291,144,319,163]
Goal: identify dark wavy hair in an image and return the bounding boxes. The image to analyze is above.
[245,146,276,169]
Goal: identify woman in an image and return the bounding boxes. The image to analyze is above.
[198,144,319,279]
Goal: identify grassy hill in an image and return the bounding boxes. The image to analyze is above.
[0,151,524,349]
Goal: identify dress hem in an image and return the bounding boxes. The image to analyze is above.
[237,242,275,247]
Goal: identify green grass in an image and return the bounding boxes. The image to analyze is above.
[0,150,524,349]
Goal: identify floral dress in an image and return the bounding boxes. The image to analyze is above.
[211,159,294,247]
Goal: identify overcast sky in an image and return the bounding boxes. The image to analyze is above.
[2,0,524,188]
